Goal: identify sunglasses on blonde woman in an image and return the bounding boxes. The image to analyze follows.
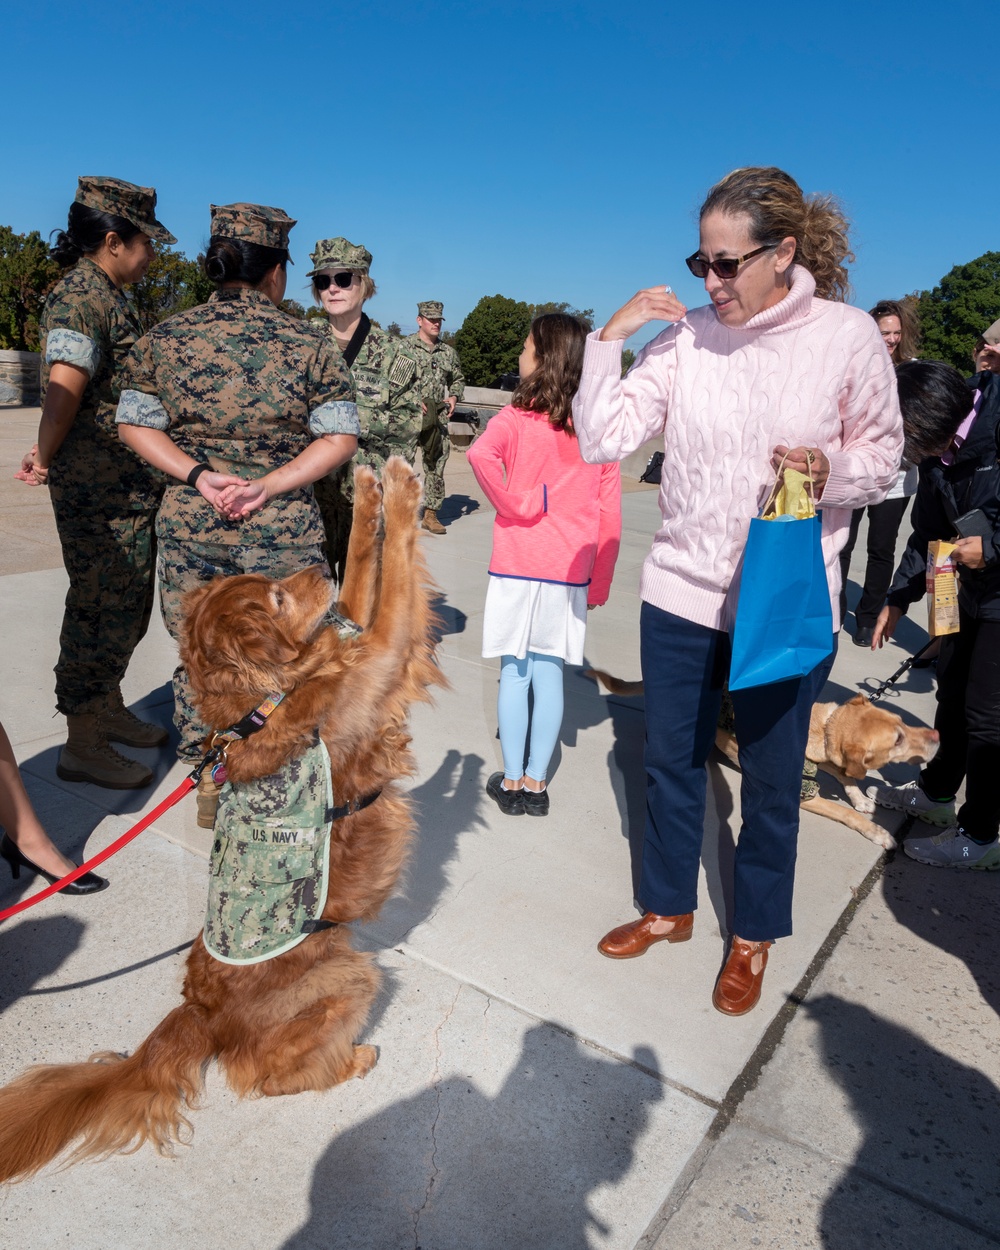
[314,272,360,291]
[684,245,776,281]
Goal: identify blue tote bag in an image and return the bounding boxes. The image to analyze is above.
[729,469,833,692]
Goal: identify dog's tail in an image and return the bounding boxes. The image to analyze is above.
[585,667,645,698]
[0,1001,215,1182]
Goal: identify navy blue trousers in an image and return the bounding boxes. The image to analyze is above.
[636,602,836,941]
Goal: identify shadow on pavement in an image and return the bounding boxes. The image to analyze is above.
[429,593,467,641]
[807,994,1000,1247]
[282,1024,663,1250]
[437,493,480,524]
[0,914,86,1013]
[371,749,489,944]
[880,856,1000,1021]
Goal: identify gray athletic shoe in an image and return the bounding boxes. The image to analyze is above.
[866,779,956,827]
[903,826,1000,870]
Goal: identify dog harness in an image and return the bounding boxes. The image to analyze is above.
[204,737,335,964]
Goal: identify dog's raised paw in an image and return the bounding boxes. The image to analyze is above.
[352,1044,378,1079]
[380,457,422,518]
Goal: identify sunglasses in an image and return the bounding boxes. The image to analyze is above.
[684,245,775,281]
[314,271,360,291]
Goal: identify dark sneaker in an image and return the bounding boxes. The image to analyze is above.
[866,779,956,827]
[903,826,1000,870]
[521,787,550,817]
[486,772,524,815]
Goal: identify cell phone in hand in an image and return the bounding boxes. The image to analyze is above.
[953,508,992,540]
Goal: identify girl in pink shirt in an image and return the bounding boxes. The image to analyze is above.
[467,314,621,817]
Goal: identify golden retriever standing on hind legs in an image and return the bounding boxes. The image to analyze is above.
[0,457,444,1182]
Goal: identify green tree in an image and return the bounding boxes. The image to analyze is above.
[0,226,61,351]
[527,300,595,331]
[304,306,326,323]
[279,299,306,319]
[621,348,636,376]
[130,243,214,333]
[385,320,402,337]
[455,294,532,386]
[917,252,1000,370]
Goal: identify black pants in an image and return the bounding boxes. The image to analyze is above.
[839,496,912,629]
[920,608,1000,841]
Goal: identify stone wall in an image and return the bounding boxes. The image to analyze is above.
[0,350,41,406]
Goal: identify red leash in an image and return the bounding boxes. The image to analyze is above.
[0,774,196,925]
[0,693,288,925]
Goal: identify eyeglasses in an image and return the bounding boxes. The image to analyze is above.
[314,272,360,291]
[684,245,775,281]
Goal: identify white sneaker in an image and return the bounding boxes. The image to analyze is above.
[903,825,1000,870]
[866,779,956,827]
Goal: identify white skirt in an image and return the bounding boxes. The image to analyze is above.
[482,575,588,664]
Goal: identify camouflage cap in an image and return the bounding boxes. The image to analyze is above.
[210,203,297,257]
[983,317,1000,347]
[75,176,176,244]
[417,300,445,321]
[306,237,372,278]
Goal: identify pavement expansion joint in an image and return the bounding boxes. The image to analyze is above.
[393,944,725,1111]
[635,852,891,1249]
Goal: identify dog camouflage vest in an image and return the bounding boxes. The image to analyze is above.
[204,738,333,964]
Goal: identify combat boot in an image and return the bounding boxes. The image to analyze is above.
[102,689,169,748]
[196,776,224,830]
[57,714,153,790]
[422,508,446,535]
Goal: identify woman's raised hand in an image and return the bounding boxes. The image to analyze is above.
[599,286,688,342]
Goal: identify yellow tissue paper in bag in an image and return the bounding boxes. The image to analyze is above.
[765,469,816,520]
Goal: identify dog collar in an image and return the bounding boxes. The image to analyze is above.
[189,693,286,785]
[211,692,285,748]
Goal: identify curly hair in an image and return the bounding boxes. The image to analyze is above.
[511,313,587,434]
[868,297,921,364]
[700,166,854,302]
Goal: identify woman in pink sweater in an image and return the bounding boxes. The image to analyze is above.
[468,314,621,817]
[573,167,903,1016]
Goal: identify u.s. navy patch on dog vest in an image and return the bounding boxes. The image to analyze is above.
[204,739,333,964]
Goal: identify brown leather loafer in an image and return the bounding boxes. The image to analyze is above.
[598,912,694,959]
[712,937,773,1016]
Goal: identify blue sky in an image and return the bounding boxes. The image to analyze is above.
[3,1,994,339]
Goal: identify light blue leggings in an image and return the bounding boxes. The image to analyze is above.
[498,652,565,783]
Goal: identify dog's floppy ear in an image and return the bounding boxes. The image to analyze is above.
[222,603,301,668]
[840,745,872,779]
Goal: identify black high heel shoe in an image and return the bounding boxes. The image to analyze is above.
[0,833,109,895]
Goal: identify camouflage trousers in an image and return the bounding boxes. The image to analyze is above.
[50,496,157,716]
[417,407,450,512]
[315,435,420,585]
[158,537,328,761]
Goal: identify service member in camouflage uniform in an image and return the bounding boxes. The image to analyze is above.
[405,300,465,534]
[306,237,421,583]
[17,177,176,790]
[115,204,359,778]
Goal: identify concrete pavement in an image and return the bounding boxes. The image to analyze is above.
[0,407,996,1249]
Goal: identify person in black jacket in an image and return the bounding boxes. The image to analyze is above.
[869,361,1000,870]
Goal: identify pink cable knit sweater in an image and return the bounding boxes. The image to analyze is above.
[573,267,903,631]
